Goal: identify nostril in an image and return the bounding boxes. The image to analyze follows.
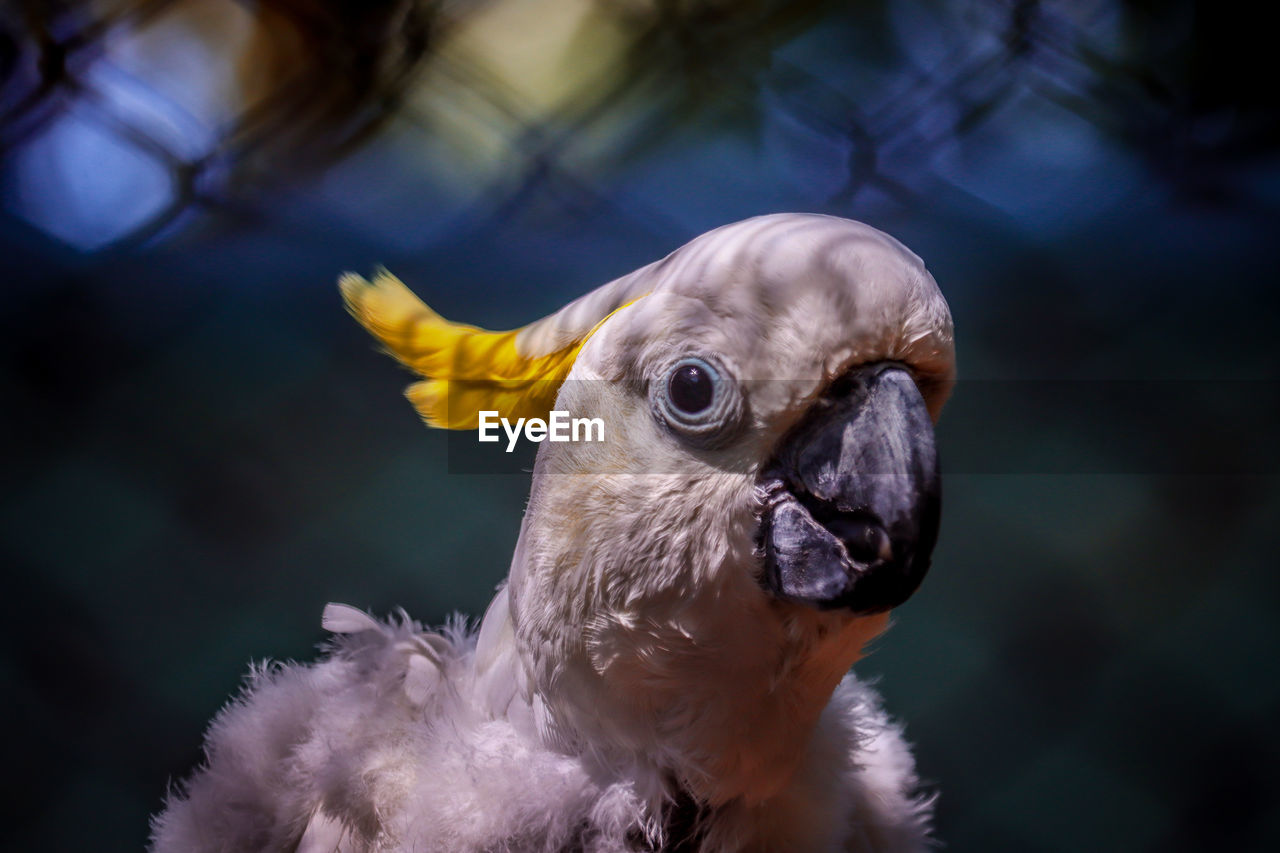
[827,516,892,565]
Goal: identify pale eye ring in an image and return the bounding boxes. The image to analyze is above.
[651,355,743,447]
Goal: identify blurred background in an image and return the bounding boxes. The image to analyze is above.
[1,0,1277,850]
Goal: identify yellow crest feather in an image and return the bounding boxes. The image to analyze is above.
[340,269,604,430]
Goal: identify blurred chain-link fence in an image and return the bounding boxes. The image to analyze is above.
[2,2,1278,852]
[4,0,1274,250]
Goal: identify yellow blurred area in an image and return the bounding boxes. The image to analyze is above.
[90,0,657,180]
[407,0,640,180]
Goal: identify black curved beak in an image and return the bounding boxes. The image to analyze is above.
[759,363,941,614]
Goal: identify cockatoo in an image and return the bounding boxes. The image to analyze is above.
[152,213,954,852]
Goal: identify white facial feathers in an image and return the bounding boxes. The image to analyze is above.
[575,213,953,419]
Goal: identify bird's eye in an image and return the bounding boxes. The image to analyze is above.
[651,355,743,448]
[668,362,715,414]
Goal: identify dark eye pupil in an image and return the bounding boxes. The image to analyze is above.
[669,364,714,413]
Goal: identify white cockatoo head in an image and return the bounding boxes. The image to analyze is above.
[341,213,954,807]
